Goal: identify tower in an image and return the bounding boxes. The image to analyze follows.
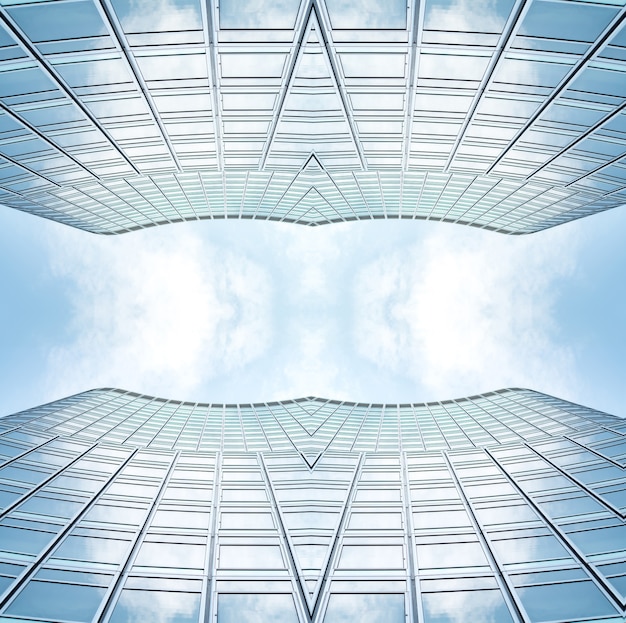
[0,387,623,622]
[0,0,624,233]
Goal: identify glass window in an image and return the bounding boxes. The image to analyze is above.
[324,593,405,623]
[491,535,570,565]
[326,0,406,29]
[109,589,200,623]
[294,544,328,570]
[7,1,107,42]
[417,542,488,570]
[413,509,470,529]
[52,535,131,565]
[220,512,274,530]
[6,581,106,622]
[284,511,338,530]
[0,525,56,555]
[423,589,514,623]
[349,512,403,530]
[339,545,404,569]
[219,0,300,29]
[565,525,626,555]
[217,593,298,623]
[219,545,284,569]
[134,542,205,570]
[517,581,617,621]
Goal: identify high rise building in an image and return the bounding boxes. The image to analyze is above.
[0,387,623,622]
[0,0,625,234]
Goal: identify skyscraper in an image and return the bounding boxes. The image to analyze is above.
[0,387,623,622]
[0,0,625,234]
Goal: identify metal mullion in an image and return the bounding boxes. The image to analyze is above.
[97,450,180,623]
[400,451,421,623]
[0,446,138,611]
[443,450,530,623]
[443,0,530,172]
[486,448,626,610]
[202,0,224,171]
[203,450,222,623]
[0,9,140,175]
[486,6,626,175]
[401,0,423,172]
[0,101,99,180]
[371,170,386,218]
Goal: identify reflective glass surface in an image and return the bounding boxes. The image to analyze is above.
[0,387,624,622]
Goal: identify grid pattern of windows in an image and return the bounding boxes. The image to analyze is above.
[0,387,624,622]
[0,0,625,234]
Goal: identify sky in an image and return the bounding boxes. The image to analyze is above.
[1,203,625,418]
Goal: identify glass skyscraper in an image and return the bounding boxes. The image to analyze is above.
[0,387,623,622]
[0,0,625,234]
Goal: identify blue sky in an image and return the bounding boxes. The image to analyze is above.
[1,204,625,418]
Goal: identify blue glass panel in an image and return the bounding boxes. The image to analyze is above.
[109,589,200,623]
[219,0,300,29]
[110,0,202,32]
[218,593,299,623]
[519,1,617,42]
[517,581,617,621]
[7,1,107,42]
[423,589,514,623]
[326,0,406,29]
[424,0,515,33]
[7,581,106,622]
[0,525,56,555]
[324,593,405,622]
[566,525,626,554]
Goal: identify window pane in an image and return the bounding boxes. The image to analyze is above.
[517,581,617,621]
[7,581,106,622]
[109,589,200,623]
[217,593,298,623]
[324,594,404,622]
[218,545,284,569]
[423,589,514,623]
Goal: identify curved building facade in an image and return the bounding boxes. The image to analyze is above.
[0,387,623,622]
[0,0,625,233]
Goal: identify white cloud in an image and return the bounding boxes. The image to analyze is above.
[353,224,578,399]
[46,225,272,400]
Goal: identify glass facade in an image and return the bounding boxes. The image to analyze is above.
[0,387,623,621]
[0,0,625,233]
